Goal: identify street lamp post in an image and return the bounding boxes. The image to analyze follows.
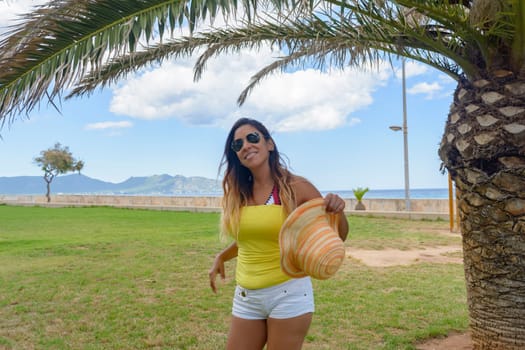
[389,59,411,211]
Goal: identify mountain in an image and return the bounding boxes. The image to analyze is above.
[0,174,222,196]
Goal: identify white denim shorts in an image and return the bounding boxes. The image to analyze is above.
[232,277,315,320]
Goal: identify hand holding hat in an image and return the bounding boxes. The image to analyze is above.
[279,198,346,280]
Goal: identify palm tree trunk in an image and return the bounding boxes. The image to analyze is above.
[439,75,525,349]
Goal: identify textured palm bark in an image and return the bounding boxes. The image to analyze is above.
[439,74,525,349]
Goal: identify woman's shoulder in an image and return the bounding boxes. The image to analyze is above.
[289,175,322,205]
[288,174,304,183]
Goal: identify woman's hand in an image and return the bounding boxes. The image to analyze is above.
[208,255,226,294]
[323,193,346,213]
[324,193,349,241]
[208,242,238,293]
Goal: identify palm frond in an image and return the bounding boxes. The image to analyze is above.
[70,7,469,105]
[0,0,297,125]
[0,1,191,124]
[191,9,470,96]
[1,0,523,127]
[67,37,205,98]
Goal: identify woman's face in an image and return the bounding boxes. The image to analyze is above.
[232,124,274,170]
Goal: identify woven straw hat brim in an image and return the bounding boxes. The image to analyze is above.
[279,198,345,280]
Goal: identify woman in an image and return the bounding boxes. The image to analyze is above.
[209,118,349,350]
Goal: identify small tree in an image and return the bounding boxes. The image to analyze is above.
[353,187,369,211]
[34,143,84,202]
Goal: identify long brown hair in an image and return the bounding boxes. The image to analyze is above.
[219,118,296,238]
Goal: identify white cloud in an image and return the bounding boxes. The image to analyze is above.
[110,49,258,124]
[395,60,428,79]
[407,81,442,99]
[110,48,392,132]
[1,2,393,133]
[0,1,49,32]
[348,117,361,126]
[394,61,453,99]
[85,121,133,130]
[244,66,388,132]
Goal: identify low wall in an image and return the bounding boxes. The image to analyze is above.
[0,194,455,220]
[0,194,222,212]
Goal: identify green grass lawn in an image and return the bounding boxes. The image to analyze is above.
[0,205,468,350]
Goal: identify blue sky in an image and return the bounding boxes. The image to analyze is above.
[0,1,456,191]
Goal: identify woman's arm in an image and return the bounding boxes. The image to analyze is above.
[208,242,238,293]
[292,177,349,241]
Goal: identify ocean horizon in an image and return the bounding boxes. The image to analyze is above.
[172,188,452,199]
[324,188,452,199]
[135,188,453,199]
[0,175,452,199]
[1,186,452,200]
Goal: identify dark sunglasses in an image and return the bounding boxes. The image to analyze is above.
[231,132,261,152]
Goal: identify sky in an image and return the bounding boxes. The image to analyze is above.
[0,0,457,191]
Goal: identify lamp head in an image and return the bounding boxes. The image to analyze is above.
[389,125,402,132]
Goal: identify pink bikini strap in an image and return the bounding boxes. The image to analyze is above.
[271,185,281,205]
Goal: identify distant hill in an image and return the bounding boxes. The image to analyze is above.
[0,174,222,196]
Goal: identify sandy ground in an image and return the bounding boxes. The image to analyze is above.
[346,246,463,267]
[345,244,472,349]
[416,331,472,350]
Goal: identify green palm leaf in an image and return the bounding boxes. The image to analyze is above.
[1,0,191,123]
[68,2,484,105]
[0,0,299,125]
[1,0,524,125]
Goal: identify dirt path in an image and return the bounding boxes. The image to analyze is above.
[416,332,472,350]
[346,245,463,267]
[345,244,472,349]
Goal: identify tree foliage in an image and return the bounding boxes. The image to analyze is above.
[33,143,84,202]
[0,1,524,127]
[352,186,369,201]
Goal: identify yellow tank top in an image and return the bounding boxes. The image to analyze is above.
[236,205,290,289]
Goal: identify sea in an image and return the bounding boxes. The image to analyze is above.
[322,188,452,199]
[185,188,451,199]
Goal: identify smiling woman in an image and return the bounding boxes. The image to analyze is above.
[208,117,349,350]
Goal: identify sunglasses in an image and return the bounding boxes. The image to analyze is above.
[231,132,261,152]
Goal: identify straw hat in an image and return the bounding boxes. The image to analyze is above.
[279,198,345,280]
